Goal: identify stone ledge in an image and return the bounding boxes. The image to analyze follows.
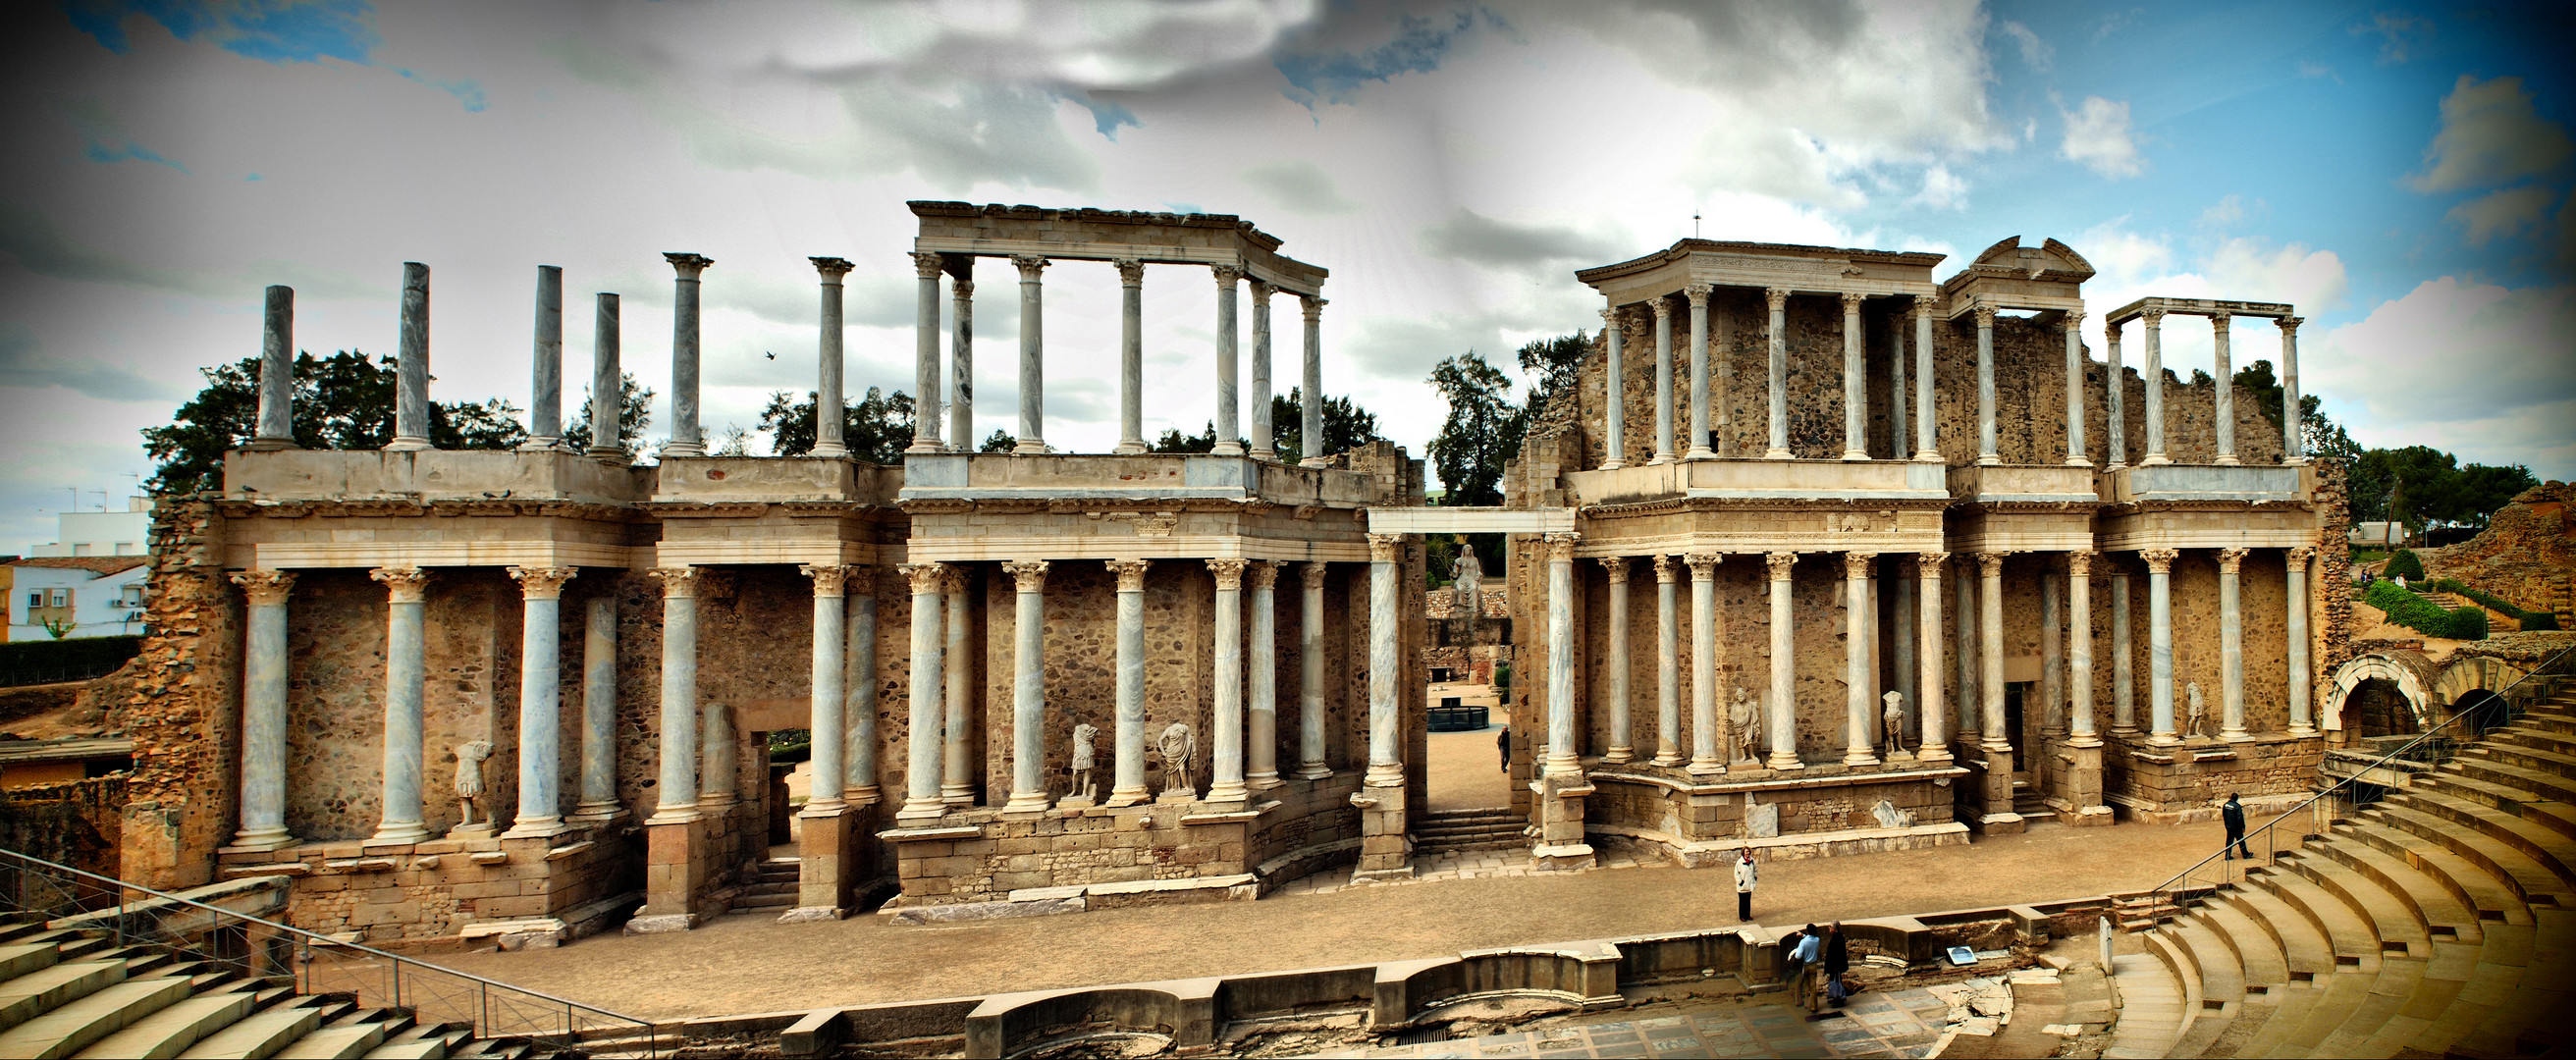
[1594,821,1971,866]
[877,825,984,842]
[1588,764,1967,796]
[887,896,1086,925]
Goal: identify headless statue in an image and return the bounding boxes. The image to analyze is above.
[1883,691,1907,757]
[1069,722,1100,804]
[453,740,494,828]
[2184,681,2208,739]
[1158,722,1197,798]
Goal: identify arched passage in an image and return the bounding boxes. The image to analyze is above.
[2325,651,2438,734]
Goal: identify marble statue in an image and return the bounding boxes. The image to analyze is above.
[1069,722,1100,804]
[1731,686,1759,763]
[1158,722,1197,798]
[1871,798,1916,829]
[2184,681,2208,739]
[1744,791,1779,838]
[1450,538,1482,614]
[452,740,494,827]
[1883,691,1906,757]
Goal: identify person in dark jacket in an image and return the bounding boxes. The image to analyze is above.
[1823,922,1852,1005]
[1496,726,1511,771]
[2222,792,2252,859]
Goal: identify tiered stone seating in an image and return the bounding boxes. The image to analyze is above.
[2117,680,2576,1057]
[0,919,538,1059]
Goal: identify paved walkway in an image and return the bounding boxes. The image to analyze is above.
[1343,987,1952,1058]
[434,810,2293,1023]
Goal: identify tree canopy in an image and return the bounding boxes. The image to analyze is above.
[2348,445,2537,530]
[144,350,528,495]
[1426,331,1586,506]
[755,387,917,463]
[561,373,656,462]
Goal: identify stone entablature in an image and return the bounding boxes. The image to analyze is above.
[908,201,1326,295]
[1573,238,1945,304]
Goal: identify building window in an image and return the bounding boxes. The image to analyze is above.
[119,586,143,608]
[47,590,69,609]
[24,592,38,610]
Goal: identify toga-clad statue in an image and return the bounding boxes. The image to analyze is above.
[1731,686,1760,763]
[1069,722,1100,804]
[1451,539,1482,614]
[1158,722,1197,798]
[2184,681,2208,739]
[1883,691,1906,757]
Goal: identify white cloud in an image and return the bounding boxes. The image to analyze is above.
[2199,194,2247,228]
[1239,159,1361,216]
[1911,165,1968,211]
[2353,11,2433,65]
[2410,75,2574,193]
[2305,278,2576,478]
[2060,96,2143,179]
[2204,238,2349,313]
[1999,21,2051,72]
[2448,186,2559,245]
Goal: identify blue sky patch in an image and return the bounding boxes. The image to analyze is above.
[64,0,381,65]
[1275,6,1491,109]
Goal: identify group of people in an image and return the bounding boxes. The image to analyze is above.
[1734,847,1853,1012]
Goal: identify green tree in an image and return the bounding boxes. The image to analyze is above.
[562,372,656,462]
[755,387,918,463]
[144,351,526,495]
[1425,350,1524,506]
[1152,421,1218,453]
[980,430,1018,453]
[1516,331,1588,417]
[1268,388,1384,464]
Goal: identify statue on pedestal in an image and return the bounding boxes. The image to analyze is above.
[1450,538,1483,616]
[2184,682,2209,739]
[1158,722,1197,799]
[452,740,494,831]
[1731,687,1759,763]
[1883,691,1907,757]
[1067,722,1100,805]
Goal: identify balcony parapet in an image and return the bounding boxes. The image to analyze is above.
[1564,458,1949,507]
[2104,464,2305,506]
[1947,464,2101,507]
[650,455,900,507]
[223,448,650,506]
[896,452,1378,507]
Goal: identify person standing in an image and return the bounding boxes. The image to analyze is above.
[2222,792,2252,860]
[1496,725,1511,771]
[1788,925,1822,1010]
[1735,848,1758,923]
[1823,922,1852,1007]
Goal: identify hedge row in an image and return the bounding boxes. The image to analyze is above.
[0,636,141,689]
[2429,578,2561,631]
[2365,580,2489,640]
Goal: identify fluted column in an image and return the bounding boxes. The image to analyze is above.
[1600,557,1634,764]
[1545,533,1583,778]
[2279,317,2305,462]
[1889,299,1908,465]
[1297,561,1331,777]
[1248,561,1282,789]
[2219,548,2249,740]
[1844,553,1880,766]
[507,566,577,836]
[1974,300,2000,465]
[699,700,736,809]
[1651,298,1677,464]
[1893,556,1917,734]
[940,566,973,804]
[1684,553,1723,772]
[949,268,975,453]
[1212,265,1244,456]
[811,258,854,457]
[230,571,295,849]
[1367,534,1404,785]
[2143,550,2178,743]
[1686,285,1714,460]
[2104,320,2127,468]
[1002,561,1051,812]
[663,253,711,456]
[371,566,432,841]
[1114,260,1147,453]
[1978,553,2009,751]
[1600,304,1627,469]
[1106,560,1153,805]
[2286,546,2317,736]
[844,571,880,803]
[1622,556,1666,766]
[2111,563,2136,736]
[1250,281,1276,461]
[2042,564,2064,738]
[386,263,432,451]
[1764,288,1792,458]
[908,251,945,453]
[586,293,624,459]
[1954,556,1980,744]
[2065,309,2089,465]
[1913,554,1951,763]
[251,286,296,450]
[1299,296,1327,466]
[574,593,620,820]
[802,565,852,812]
[523,267,564,450]
[897,563,947,818]
[1208,558,1251,802]
[1912,298,1939,461]
[1012,255,1048,454]
[2068,553,2099,747]
[1763,552,1801,769]
[2212,312,2238,464]
[1841,292,1867,461]
[2141,309,2169,464]
[648,567,703,822]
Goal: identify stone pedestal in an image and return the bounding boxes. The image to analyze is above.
[783,806,860,922]
[2062,744,2114,826]
[1959,746,2024,835]
[1350,787,1414,884]
[631,815,709,932]
[1532,771,1596,873]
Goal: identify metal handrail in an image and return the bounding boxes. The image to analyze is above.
[2140,644,2575,923]
[0,847,658,1056]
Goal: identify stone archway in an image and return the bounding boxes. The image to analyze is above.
[2430,656,2531,718]
[2324,651,2439,733]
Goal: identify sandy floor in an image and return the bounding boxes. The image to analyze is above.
[436,808,2302,1022]
[1426,722,1514,812]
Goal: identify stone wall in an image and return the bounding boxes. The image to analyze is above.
[2424,481,2575,625]
[219,823,636,949]
[119,497,241,890]
[2102,732,2321,822]
[0,775,126,877]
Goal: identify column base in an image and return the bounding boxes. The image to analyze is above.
[1598,459,1626,471]
[499,818,570,840]
[661,442,706,457]
[894,796,947,822]
[2107,460,2128,471]
[809,443,850,458]
[2215,454,2240,466]
[644,806,702,826]
[1764,753,1804,771]
[846,785,882,807]
[1103,787,1151,808]
[1914,745,1954,764]
[585,447,628,461]
[2067,734,2105,749]
[370,822,433,844]
[382,437,432,453]
[1647,454,1674,466]
[1685,448,1716,461]
[1687,761,1727,777]
[1650,753,1684,768]
[1365,763,1405,786]
[516,438,564,452]
[1204,781,1250,804]
[905,441,945,454]
[2222,729,2253,742]
[2066,456,2093,467]
[939,782,975,806]
[1013,439,1051,455]
[2109,725,2141,738]
[568,801,626,823]
[243,438,299,452]
[1763,448,1793,460]
[2287,725,2321,738]
[1601,747,1635,765]
[1976,454,2002,466]
[225,827,295,853]
[1843,750,1881,768]
[1001,791,1051,814]
[1294,763,1333,780]
[1211,441,1246,456]
[1299,457,1329,468]
[1248,772,1284,791]
[1250,449,1277,462]
[2141,453,2172,466]
[1840,450,1868,462]
[1113,441,1149,455]
[1913,450,1942,463]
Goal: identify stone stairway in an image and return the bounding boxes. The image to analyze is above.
[725,858,800,916]
[0,919,536,1059]
[1410,808,1527,856]
[2109,681,2576,1058]
[2013,779,2060,824]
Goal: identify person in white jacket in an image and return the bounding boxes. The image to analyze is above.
[1735,848,1758,922]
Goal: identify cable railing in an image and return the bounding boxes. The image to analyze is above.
[0,848,659,1057]
[2140,643,2575,925]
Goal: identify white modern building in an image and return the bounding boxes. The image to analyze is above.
[30,497,153,557]
[6,556,148,642]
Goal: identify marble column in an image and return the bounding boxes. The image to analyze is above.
[1843,553,1880,766]
[1764,289,1792,459]
[574,594,620,820]
[586,293,624,459]
[1248,561,1282,789]
[2143,550,2178,743]
[2219,548,2249,740]
[2286,546,2317,736]
[908,251,945,453]
[803,565,852,810]
[1545,533,1583,778]
[1299,296,1328,466]
[251,286,296,450]
[507,566,577,837]
[523,267,564,451]
[1651,298,1678,464]
[2064,309,2089,465]
[1002,561,1051,812]
[2041,565,2064,738]
[844,572,881,803]
[648,567,703,822]
[1212,265,1244,456]
[940,567,973,804]
[949,265,975,453]
[1107,560,1154,805]
[1978,553,2009,751]
[1114,260,1148,453]
[1888,303,1907,466]
[1600,557,1634,764]
[2279,317,2305,462]
[1686,285,1714,460]
[1764,552,1801,769]
[1653,556,1683,767]
[1208,558,1251,802]
[2104,320,2127,469]
[662,253,712,457]
[897,563,947,818]
[2068,553,2099,747]
[1974,300,2000,466]
[230,571,295,849]
[1893,556,1918,734]
[1600,304,1627,470]
[1012,256,1048,454]
[1297,561,1331,777]
[1687,553,1723,773]
[1366,534,1404,785]
[811,258,854,457]
[1250,281,1276,461]
[1841,292,1868,461]
[1913,554,1952,763]
[387,263,432,451]
[2212,312,2237,465]
[1912,298,1939,461]
[699,700,736,809]
[2141,309,2169,465]
[2111,564,2136,736]
[371,566,432,841]
[1954,556,1981,744]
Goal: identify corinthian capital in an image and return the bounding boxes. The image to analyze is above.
[2218,548,2247,574]
[1248,560,1281,590]
[897,562,947,595]
[1207,557,1251,590]
[1368,533,1404,563]
[1113,258,1145,287]
[2140,549,2178,574]
[1106,558,1152,592]
[910,251,944,279]
[1544,532,1581,562]
[1598,556,1631,583]
[1976,552,2009,578]
[1971,300,1997,328]
[809,256,854,281]
[1002,560,1050,592]
[508,566,579,600]
[1686,553,1723,579]
[1914,552,1950,579]
[232,569,295,607]
[1011,255,1049,280]
[1844,552,1876,578]
[664,252,713,280]
[1763,551,1798,581]
[371,566,429,604]
[1684,283,1712,307]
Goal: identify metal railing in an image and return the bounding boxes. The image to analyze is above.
[0,848,659,1057]
[2141,644,2575,924]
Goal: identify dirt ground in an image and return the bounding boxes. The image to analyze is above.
[1426,721,1514,812]
[435,808,2304,1022]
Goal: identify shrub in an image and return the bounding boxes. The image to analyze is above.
[2364,581,2487,640]
[2429,579,2561,631]
[2385,549,2425,581]
[0,636,142,688]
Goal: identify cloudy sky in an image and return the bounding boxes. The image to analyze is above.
[2,0,2570,551]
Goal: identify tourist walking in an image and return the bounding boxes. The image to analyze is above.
[2222,792,2252,860]
[1496,725,1511,771]
[1823,922,1852,1008]
[1786,925,1822,1010]
[1734,848,1757,922]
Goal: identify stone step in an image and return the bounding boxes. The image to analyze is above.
[272,1019,395,1060]
[2246,869,2382,974]
[2340,822,2527,926]
[2311,832,2482,943]
[2468,740,2576,782]
[0,975,195,1059]
[2160,920,2241,1057]
[2490,725,2576,760]
[175,998,326,1059]
[2308,955,2423,1057]
[2245,964,2376,1059]
[2104,952,2186,1057]
[73,989,262,1060]
[2444,755,2576,808]
[2417,771,2576,842]
[2195,899,2290,994]
[1409,825,1525,842]
[739,881,797,897]
[2388,789,2576,881]
[2362,803,2571,911]
[0,960,129,1034]
[2279,852,2431,958]
[2221,888,2336,982]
